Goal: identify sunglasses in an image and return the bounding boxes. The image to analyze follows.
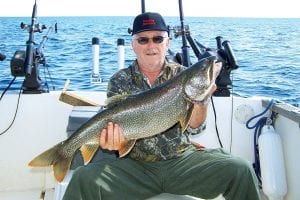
[135,36,167,45]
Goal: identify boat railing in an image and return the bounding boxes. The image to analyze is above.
[262,100,300,126]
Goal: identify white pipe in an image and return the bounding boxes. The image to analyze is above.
[91,37,101,84]
[117,38,125,70]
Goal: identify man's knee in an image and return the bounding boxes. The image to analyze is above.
[227,156,256,180]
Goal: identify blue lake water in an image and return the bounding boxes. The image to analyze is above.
[0,16,299,106]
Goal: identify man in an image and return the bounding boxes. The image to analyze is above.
[63,12,261,200]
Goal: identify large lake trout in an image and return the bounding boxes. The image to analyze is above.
[29,56,220,182]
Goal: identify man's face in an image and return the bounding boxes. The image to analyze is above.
[132,30,169,69]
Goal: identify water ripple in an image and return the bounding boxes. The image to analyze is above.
[0,17,299,106]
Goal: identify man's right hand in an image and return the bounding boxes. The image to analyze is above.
[99,122,126,151]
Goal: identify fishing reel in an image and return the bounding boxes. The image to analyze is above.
[172,25,190,39]
[20,22,47,33]
[171,24,239,96]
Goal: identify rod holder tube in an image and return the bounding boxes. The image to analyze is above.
[178,0,190,67]
[216,36,223,49]
[117,38,125,70]
[91,37,102,84]
[222,40,239,69]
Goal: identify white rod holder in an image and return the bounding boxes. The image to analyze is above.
[117,38,125,70]
[91,37,102,84]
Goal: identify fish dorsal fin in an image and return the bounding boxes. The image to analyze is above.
[179,104,194,132]
[105,94,130,108]
[118,139,136,157]
[80,141,99,165]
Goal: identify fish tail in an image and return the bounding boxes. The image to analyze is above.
[28,142,74,182]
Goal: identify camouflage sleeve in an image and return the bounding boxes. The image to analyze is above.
[186,121,207,135]
[107,68,132,98]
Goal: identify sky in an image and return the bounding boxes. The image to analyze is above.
[0,0,299,18]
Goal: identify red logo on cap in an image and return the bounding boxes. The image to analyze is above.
[142,19,156,26]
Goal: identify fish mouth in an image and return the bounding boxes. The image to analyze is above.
[213,61,222,78]
[184,58,220,103]
[195,61,222,103]
[200,61,222,101]
[191,83,215,104]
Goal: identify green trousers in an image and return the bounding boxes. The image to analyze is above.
[63,148,261,200]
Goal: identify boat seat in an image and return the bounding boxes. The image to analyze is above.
[66,106,116,169]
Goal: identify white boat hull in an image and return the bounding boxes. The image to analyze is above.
[0,91,299,200]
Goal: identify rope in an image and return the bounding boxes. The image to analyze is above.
[245,99,274,185]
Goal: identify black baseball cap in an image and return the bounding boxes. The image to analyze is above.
[132,12,168,35]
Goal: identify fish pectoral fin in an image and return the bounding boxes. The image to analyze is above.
[80,143,99,165]
[179,104,194,132]
[118,139,136,157]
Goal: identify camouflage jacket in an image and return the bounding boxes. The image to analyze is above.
[107,59,205,161]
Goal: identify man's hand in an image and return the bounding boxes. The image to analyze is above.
[99,122,126,151]
[189,84,216,129]
[189,61,221,128]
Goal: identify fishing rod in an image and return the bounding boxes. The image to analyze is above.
[10,0,57,93]
[23,0,38,77]
[127,0,145,34]
[178,0,191,67]
[141,0,146,13]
